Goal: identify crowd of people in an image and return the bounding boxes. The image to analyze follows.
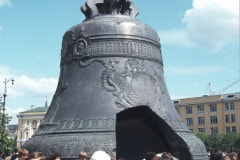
[1,149,48,160]
[142,151,177,160]
[209,148,239,160]
[0,149,177,160]
[1,148,239,160]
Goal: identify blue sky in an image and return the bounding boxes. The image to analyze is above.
[0,0,239,124]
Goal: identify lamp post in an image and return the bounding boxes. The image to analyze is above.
[1,77,14,153]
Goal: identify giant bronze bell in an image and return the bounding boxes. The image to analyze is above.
[23,0,208,159]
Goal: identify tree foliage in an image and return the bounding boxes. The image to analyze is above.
[196,132,240,152]
[221,133,239,152]
[0,101,16,154]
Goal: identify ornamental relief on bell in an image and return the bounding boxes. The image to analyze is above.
[102,58,166,109]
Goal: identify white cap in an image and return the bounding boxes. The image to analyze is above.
[90,150,111,160]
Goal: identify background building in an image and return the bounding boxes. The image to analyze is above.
[16,104,48,148]
[174,92,240,135]
[7,124,18,139]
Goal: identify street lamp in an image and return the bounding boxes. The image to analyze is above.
[1,77,14,152]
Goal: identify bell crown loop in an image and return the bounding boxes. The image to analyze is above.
[81,0,139,19]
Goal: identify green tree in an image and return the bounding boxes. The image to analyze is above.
[222,132,239,153]
[11,136,17,151]
[235,135,240,148]
[0,101,13,154]
[205,133,222,150]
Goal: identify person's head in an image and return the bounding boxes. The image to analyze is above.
[13,149,19,154]
[50,153,61,160]
[18,149,29,160]
[230,152,238,160]
[161,152,173,160]
[78,151,87,160]
[144,152,156,160]
[90,150,111,160]
[210,148,223,160]
[29,151,45,160]
[222,155,231,160]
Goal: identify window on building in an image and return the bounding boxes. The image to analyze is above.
[211,127,218,134]
[232,126,236,133]
[231,114,236,123]
[210,104,217,112]
[210,116,218,124]
[198,128,205,133]
[226,127,231,133]
[197,105,204,113]
[230,102,235,110]
[32,120,37,129]
[198,117,205,125]
[224,103,229,111]
[26,131,28,139]
[186,118,193,126]
[225,115,230,123]
[186,107,192,114]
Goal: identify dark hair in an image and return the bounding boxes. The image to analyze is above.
[144,152,156,160]
[29,151,45,160]
[161,152,173,160]
[18,149,29,158]
[14,149,18,153]
[50,153,61,160]
[209,148,222,160]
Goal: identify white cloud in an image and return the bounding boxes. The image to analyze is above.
[14,75,58,97]
[159,28,194,48]
[183,0,239,51]
[0,65,58,101]
[0,0,11,7]
[6,106,25,124]
[159,0,239,52]
[166,66,227,75]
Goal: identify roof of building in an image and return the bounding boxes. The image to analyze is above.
[7,125,18,132]
[173,92,240,106]
[21,106,49,113]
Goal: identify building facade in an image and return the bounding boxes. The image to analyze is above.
[174,92,240,135]
[16,105,48,148]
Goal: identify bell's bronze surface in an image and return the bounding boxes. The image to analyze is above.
[23,1,208,159]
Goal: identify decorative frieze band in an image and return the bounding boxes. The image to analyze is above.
[56,118,115,130]
[73,39,162,63]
